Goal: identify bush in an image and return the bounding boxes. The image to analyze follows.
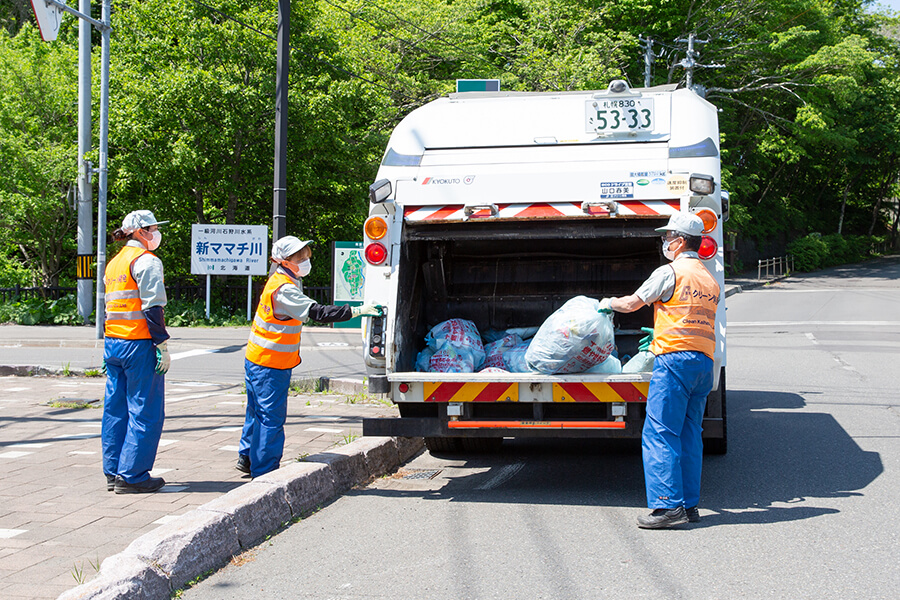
[787,234,828,271]
[164,298,250,327]
[0,294,81,325]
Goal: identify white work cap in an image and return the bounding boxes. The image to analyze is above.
[654,212,704,237]
[120,210,168,235]
[271,236,313,261]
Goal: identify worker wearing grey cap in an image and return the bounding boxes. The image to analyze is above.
[102,210,171,494]
[237,236,382,478]
[600,212,720,528]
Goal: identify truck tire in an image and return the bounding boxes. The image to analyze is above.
[704,368,727,455]
[424,437,462,454]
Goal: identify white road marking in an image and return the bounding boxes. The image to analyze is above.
[741,288,895,293]
[805,333,819,345]
[9,443,52,448]
[0,529,27,539]
[158,439,178,447]
[150,468,172,476]
[729,321,900,327]
[69,451,96,455]
[166,392,227,403]
[53,433,100,440]
[0,451,33,459]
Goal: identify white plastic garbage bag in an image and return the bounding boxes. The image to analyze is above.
[482,327,540,343]
[622,351,655,373]
[584,355,622,374]
[504,341,532,372]
[423,318,485,372]
[482,334,524,370]
[525,296,616,374]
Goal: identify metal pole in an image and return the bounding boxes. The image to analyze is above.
[272,0,289,242]
[95,0,110,339]
[205,274,211,320]
[247,275,252,321]
[76,0,93,325]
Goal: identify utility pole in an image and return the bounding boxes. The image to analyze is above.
[94,0,111,339]
[674,33,724,96]
[272,0,289,243]
[638,35,656,88]
[76,0,92,325]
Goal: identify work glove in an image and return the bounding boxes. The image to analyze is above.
[155,342,171,375]
[598,298,614,314]
[638,327,654,352]
[100,359,107,375]
[351,303,384,318]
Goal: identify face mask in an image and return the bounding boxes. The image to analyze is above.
[145,230,162,251]
[662,238,679,261]
[282,258,311,278]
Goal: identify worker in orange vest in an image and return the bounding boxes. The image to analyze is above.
[102,210,171,494]
[237,236,382,478]
[601,212,720,528]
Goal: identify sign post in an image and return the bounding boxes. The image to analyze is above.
[331,242,365,329]
[190,225,269,320]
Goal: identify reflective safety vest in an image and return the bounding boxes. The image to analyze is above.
[245,272,303,369]
[650,258,720,359]
[104,245,153,340]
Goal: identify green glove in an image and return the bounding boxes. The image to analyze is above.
[155,342,170,375]
[100,359,107,375]
[598,298,613,314]
[351,303,384,318]
[638,327,654,352]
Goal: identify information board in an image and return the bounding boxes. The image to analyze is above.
[332,241,365,329]
[190,224,268,276]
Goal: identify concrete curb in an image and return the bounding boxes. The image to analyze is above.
[57,435,424,600]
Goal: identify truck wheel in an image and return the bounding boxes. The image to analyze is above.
[460,438,503,453]
[704,368,727,455]
[424,437,462,454]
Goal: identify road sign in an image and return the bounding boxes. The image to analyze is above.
[29,0,65,41]
[190,224,268,276]
[456,79,500,93]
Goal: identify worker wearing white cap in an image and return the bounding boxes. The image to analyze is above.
[237,235,382,478]
[599,212,720,528]
[102,210,171,494]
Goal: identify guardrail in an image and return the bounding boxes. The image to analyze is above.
[757,256,793,280]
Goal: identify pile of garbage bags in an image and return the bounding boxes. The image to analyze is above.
[415,296,655,374]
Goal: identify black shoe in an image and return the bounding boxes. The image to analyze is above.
[686,506,700,523]
[637,506,688,529]
[106,474,116,492]
[236,454,251,474]
[114,475,165,494]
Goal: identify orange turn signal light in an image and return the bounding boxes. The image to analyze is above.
[694,209,718,234]
[365,217,388,240]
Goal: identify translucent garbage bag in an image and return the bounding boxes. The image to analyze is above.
[424,318,485,372]
[415,347,435,372]
[622,351,655,373]
[525,296,616,374]
[478,367,509,374]
[482,334,524,370]
[429,346,479,373]
[505,341,532,373]
[482,327,540,343]
[584,355,622,374]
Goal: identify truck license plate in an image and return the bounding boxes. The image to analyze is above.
[585,98,654,132]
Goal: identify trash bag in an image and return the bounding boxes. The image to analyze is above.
[424,318,485,372]
[482,327,540,343]
[584,355,622,374]
[505,341,532,373]
[622,351,655,373]
[482,334,523,370]
[478,366,509,374]
[525,296,616,374]
[415,347,435,372]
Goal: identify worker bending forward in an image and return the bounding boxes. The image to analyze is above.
[601,212,720,528]
[102,210,171,494]
[238,236,382,478]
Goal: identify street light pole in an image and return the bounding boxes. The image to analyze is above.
[272,0,289,243]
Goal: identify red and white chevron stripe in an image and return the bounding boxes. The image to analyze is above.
[403,200,681,222]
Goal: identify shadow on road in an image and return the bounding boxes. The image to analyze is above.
[363,389,882,526]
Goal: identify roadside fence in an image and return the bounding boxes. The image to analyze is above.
[757,256,793,280]
[0,285,76,303]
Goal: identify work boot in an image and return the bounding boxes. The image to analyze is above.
[114,475,165,494]
[235,454,251,474]
[637,506,688,529]
[106,474,116,492]
[686,506,701,523]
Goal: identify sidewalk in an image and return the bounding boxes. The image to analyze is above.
[0,374,397,599]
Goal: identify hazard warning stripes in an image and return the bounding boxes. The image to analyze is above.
[403,200,680,222]
[552,381,649,403]
[424,381,518,403]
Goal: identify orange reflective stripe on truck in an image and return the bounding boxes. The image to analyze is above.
[552,381,649,403]
[424,381,519,403]
[448,420,626,430]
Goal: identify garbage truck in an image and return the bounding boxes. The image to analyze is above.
[360,80,728,454]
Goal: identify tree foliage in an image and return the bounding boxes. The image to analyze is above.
[1,0,899,288]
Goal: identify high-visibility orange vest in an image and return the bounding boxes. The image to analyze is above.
[104,245,153,340]
[245,272,303,369]
[649,258,720,359]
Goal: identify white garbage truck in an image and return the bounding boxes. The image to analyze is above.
[360,80,728,454]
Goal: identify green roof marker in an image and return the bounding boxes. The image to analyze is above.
[456,79,501,93]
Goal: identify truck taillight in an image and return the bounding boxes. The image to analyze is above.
[369,313,386,357]
[698,236,718,260]
[365,243,387,265]
[694,209,718,233]
[365,217,388,240]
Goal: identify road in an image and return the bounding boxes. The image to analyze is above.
[182,256,900,599]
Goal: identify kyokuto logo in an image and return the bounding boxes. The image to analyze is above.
[422,176,475,185]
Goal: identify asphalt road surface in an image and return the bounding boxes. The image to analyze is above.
[179,257,900,599]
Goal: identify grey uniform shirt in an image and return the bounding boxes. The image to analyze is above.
[271,266,316,323]
[634,251,700,305]
[126,240,167,310]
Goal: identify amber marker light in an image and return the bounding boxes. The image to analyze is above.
[694,208,718,233]
[365,217,388,240]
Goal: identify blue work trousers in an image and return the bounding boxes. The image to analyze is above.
[239,359,292,478]
[102,338,165,484]
[642,351,714,509]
